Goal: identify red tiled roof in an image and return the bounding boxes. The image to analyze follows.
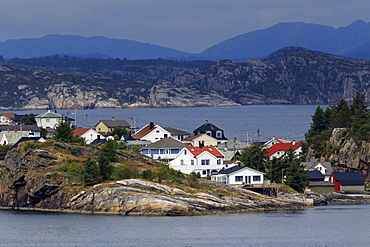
[0,112,15,119]
[265,142,302,156]
[185,146,224,158]
[132,124,154,139]
[73,128,91,136]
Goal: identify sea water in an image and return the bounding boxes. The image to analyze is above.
[0,202,369,246]
[11,104,323,142]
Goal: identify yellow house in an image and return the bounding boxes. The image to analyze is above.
[94,117,130,134]
[183,133,218,147]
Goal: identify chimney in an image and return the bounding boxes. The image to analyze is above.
[149,122,154,129]
[205,119,208,124]
[112,117,115,121]
[292,140,296,145]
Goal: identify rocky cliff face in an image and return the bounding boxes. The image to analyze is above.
[2,47,370,109]
[307,128,370,182]
[0,141,304,215]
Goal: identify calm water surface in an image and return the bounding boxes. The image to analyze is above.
[11,105,324,142]
[0,203,369,246]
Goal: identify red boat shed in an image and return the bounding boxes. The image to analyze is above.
[329,172,365,192]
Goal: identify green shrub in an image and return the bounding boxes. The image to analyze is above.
[111,165,135,180]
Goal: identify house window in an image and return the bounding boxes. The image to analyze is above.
[191,160,194,166]
[166,149,170,154]
[216,131,222,138]
[184,150,187,155]
[202,170,207,175]
[235,176,243,182]
[164,134,168,138]
[201,159,210,165]
[180,159,184,165]
[217,159,221,165]
[206,131,212,136]
[253,176,261,182]
[46,119,50,123]
[156,130,159,133]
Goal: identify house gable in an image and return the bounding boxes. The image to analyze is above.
[193,120,227,141]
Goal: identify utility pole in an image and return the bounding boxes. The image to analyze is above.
[85,114,88,127]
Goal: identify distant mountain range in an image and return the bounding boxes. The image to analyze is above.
[2,46,370,109]
[1,20,370,60]
[0,34,192,60]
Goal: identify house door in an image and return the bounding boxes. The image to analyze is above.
[245,176,251,184]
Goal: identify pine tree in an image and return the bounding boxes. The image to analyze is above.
[83,158,100,186]
[283,149,308,192]
[98,154,114,181]
[305,106,327,140]
[239,143,269,172]
[100,140,118,162]
[54,117,74,143]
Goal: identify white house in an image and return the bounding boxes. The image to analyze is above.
[73,128,104,144]
[132,122,171,143]
[0,130,38,145]
[211,166,265,186]
[302,161,333,181]
[35,110,66,129]
[265,142,303,159]
[169,146,229,177]
[141,137,189,161]
[263,136,293,149]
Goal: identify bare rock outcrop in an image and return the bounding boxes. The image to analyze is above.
[307,128,370,182]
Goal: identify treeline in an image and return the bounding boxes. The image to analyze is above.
[239,145,308,192]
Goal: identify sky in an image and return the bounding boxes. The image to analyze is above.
[0,0,369,53]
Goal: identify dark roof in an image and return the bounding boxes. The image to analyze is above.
[193,121,227,140]
[331,172,364,185]
[11,137,44,149]
[99,119,130,128]
[306,170,325,180]
[0,125,40,132]
[90,139,108,145]
[121,134,135,141]
[13,114,24,123]
[142,137,189,149]
[218,166,246,174]
[163,127,190,135]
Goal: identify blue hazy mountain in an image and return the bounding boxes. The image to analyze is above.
[0,34,192,59]
[1,20,370,60]
[200,20,370,60]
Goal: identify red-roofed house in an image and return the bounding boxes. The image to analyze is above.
[73,128,103,144]
[265,142,303,159]
[0,112,19,125]
[132,122,171,143]
[264,136,294,148]
[132,122,189,143]
[170,146,230,177]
